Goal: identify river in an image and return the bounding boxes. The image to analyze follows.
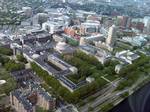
[110,82,150,112]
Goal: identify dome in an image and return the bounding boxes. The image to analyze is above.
[0,80,6,85]
[55,42,68,51]
[32,54,40,59]
[69,67,78,74]
[115,64,123,74]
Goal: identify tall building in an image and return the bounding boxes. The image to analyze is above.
[117,16,131,28]
[131,21,144,32]
[79,37,87,45]
[143,16,150,34]
[106,25,117,46]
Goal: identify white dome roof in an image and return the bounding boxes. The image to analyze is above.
[32,54,40,59]
[55,42,68,51]
[0,80,6,85]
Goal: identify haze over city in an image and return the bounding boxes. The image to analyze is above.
[0,0,150,112]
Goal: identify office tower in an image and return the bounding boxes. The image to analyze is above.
[143,16,150,34]
[117,16,131,28]
[106,25,117,46]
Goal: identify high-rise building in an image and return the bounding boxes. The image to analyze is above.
[106,25,117,46]
[80,37,87,45]
[143,16,150,34]
[131,21,144,32]
[117,16,131,28]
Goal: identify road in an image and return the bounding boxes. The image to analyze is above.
[82,79,121,103]
[79,79,121,112]
[93,75,150,112]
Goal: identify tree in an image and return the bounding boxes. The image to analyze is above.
[88,106,94,111]
[4,60,25,72]
[0,47,13,56]
[31,62,79,103]
[0,55,10,65]
[16,55,27,63]
[101,103,114,112]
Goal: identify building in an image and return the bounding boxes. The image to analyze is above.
[64,27,76,37]
[143,16,150,34]
[0,80,6,85]
[55,42,75,54]
[86,77,95,83]
[115,64,123,74]
[36,88,56,110]
[20,30,51,45]
[76,10,96,18]
[79,45,112,64]
[53,34,66,42]
[131,20,144,32]
[10,82,56,112]
[79,37,87,46]
[42,21,63,34]
[81,20,101,35]
[48,55,78,74]
[33,13,48,26]
[61,34,79,46]
[22,7,33,17]
[11,69,34,83]
[122,35,147,46]
[95,41,113,51]
[115,50,140,64]
[106,25,117,46]
[10,90,36,112]
[117,16,131,28]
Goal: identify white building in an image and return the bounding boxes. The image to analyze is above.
[53,35,66,42]
[115,50,140,64]
[79,45,112,64]
[81,21,101,34]
[143,16,150,27]
[106,25,117,46]
[55,42,75,54]
[86,77,95,83]
[79,37,87,46]
[143,16,150,34]
[42,21,63,34]
[115,64,123,74]
[48,55,78,74]
[122,35,147,46]
[22,7,32,17]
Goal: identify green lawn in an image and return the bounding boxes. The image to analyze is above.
[0,67,16,95]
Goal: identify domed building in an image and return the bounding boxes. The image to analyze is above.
[55,42,74,54]
[0,80,6,85]
[115,64,123,74]
[32,54,40,59]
